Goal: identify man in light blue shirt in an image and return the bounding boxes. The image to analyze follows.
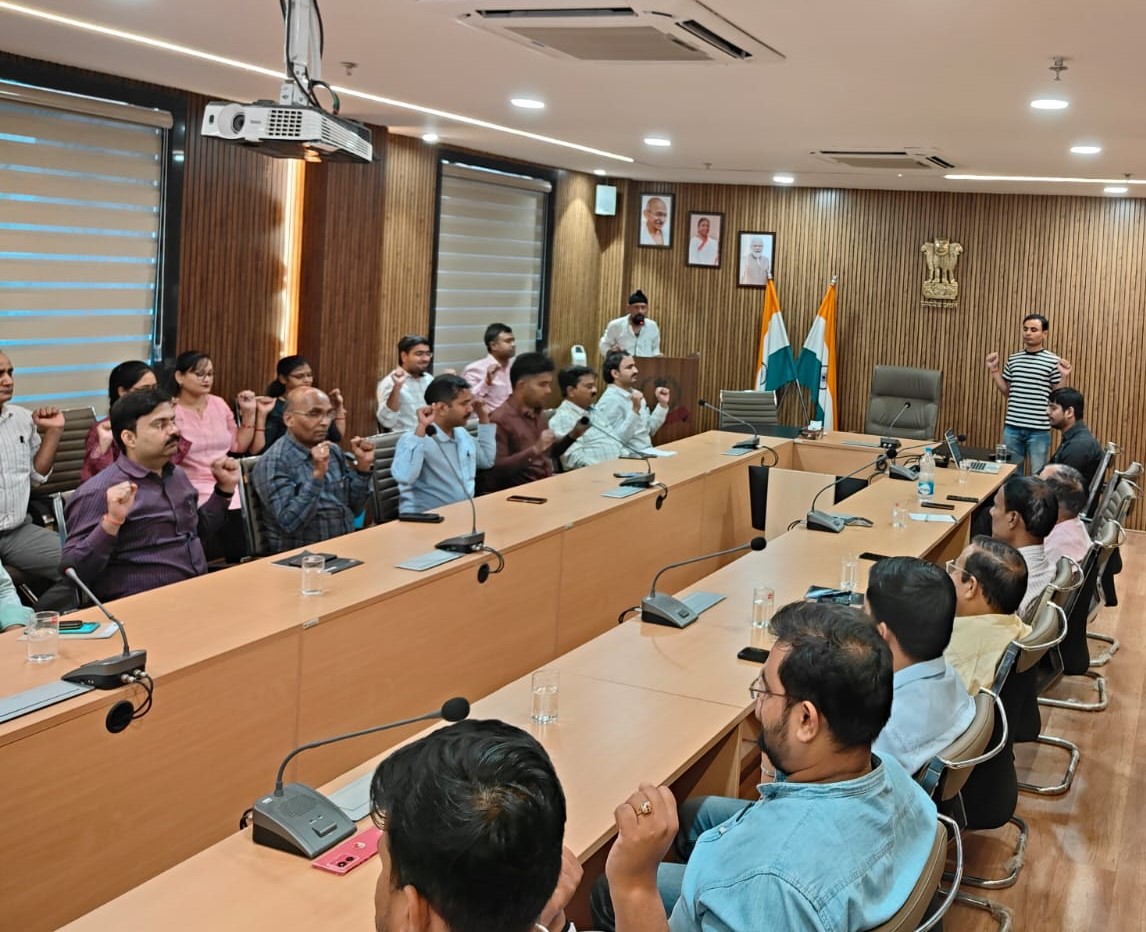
[595,601,937,932]
[392,374,495,514]
[595,352,670,454]
[868,556,977,775]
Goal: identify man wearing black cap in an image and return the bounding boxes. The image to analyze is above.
[599,289,662,358]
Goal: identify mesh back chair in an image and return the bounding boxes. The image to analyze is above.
[917,691,1012,931]
[236,455,269,559]
[31,406,98,545]
[1086,519,1125,666]
[367,432,403,525]
[1008,602,1077,796]
[1081,441,1118,520]
[864,366,942,440]
[716,390,779,433]
[1021,555,1083,626]
[866,814,962,932]
[1039,541,1108,713]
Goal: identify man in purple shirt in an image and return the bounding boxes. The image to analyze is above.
[62,388,239,601]
[462,323,516,413]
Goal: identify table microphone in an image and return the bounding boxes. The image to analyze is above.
[806,453,890,533]
[642,537,767,628]
[586,411,656,488]
[424,424,485,553]
[697,398,761,450]
[880,402,911,445]
[249,697,471,858]
[60,567,148,689]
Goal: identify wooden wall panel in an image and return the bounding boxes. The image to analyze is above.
[297,130,389,439]
[378,135,438,378]
[548,170,601,365]
[176,94,294,405]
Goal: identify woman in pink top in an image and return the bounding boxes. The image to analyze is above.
[169,350,273,560]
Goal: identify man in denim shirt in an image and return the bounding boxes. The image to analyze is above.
[594,602,937,932]
[868,557,976,775]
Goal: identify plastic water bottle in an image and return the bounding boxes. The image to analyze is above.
[916,447,936,505]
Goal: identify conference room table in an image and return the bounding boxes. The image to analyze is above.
[61,445,1010,931]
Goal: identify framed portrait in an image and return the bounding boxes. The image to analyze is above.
[736,231,776,288]
[637,193,673,248]
[686,212,723,268]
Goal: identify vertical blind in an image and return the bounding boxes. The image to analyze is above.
[0,82,171,416]
[431,161,551,374]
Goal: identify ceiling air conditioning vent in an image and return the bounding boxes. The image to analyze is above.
[811,148,956,171]
[456,2,784,64]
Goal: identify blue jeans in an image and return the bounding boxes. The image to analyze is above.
[590,795,752,930]
[1003,426,1050,477]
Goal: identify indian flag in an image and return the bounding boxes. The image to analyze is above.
[795,281,839,430]
[754,276,795,392]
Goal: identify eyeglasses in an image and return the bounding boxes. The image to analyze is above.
[291,408,335,423]
[748,674,787,702]
[190,370,214,380]
[944,559,974,580]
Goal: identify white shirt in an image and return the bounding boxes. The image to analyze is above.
[375,372,433,432]
[549,399,624,470]
[689,236,719,265]
[1044,517,1092,566]
[594,384,667,453]
[598,315,661,358]
[0,404,48,531]
[1018,543,1055,620]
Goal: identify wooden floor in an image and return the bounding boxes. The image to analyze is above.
[949,530,1145,931]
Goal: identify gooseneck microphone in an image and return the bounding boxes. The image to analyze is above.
[641,537,767,628]
[425,424,485,554]
[249,697,471,858]
[587,409,656,489]
[697,398,761,451]
[61,567,148,689]
[881,402,912,443]
[806,453,891,533]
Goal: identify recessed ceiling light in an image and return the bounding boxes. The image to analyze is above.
[1104,186,1129,195]
[1070,144,1102,155]
[947,173,1146,186]
[422,133,439,143]
[1030,98,1069,110]
[643,136,672,147]
[593,169,607,176]
[773,174,796,185]
[510,97,545,110]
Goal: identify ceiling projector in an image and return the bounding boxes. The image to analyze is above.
[201,101,372,163]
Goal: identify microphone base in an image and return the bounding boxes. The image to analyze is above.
[732,438,760,450]
[62,649,148,689]
[806,510,847,533]
[251,783,356,858]
[436,530,486,553]
[620,473,655,488]
[641,593,699,628]
[888,464,918,481]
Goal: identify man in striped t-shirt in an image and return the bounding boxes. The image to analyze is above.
[986,314,1072,475]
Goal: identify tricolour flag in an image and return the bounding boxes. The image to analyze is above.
[795,281,839,430]
[754,276,795,392]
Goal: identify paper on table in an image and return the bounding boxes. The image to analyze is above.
[396,550,465,572]
[601,487,642,499]
[908,512,957,524]
[19,623,118,640]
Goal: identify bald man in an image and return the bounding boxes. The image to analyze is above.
[252,387,375,553]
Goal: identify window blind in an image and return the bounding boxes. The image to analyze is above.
[0,82,170,415]
[431,161,551,375]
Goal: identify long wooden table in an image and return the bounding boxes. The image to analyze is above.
[61,451,1010,931]
[3,428,824,930]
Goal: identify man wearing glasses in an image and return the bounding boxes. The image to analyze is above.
[253,387,375,553]
[593,601,937,932]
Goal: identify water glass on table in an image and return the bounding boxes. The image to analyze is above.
[891,502,908,529]
[530,669,559,724]
[26,611,59,663]
[300,554,325,595]
[751,586,775,632]
[994,443,1009,464]
[957,460,971,484]
[839,553,858,592]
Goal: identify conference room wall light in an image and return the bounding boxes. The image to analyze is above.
[0,1,635,164]
[772,174,796,184]
[946,174,1146,186]
[510,97,545,110]
[643,137,672,147]
[1070,144,1102,155]
[278,160,304,357]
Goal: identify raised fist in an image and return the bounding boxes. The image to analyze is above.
[105,481,137,524]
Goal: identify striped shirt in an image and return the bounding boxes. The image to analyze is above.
[0,404,49,532]
[1002,350,1061,430]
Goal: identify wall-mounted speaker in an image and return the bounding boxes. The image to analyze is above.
[595,184,617,216]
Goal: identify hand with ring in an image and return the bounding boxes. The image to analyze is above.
[605,783,678,906]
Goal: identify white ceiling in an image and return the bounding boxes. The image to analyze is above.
[2,0,1145,196]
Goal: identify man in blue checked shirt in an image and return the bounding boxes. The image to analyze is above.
[253,387,375,553]
[391,374,495,514]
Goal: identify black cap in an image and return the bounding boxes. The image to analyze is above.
[627,289,648,305]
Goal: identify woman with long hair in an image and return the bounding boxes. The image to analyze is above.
[81,360,177,482]
[262,354,345,448]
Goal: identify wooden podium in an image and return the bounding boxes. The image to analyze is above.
[635,354,700,444]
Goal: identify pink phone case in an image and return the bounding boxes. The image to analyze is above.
[311,825,382,875]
